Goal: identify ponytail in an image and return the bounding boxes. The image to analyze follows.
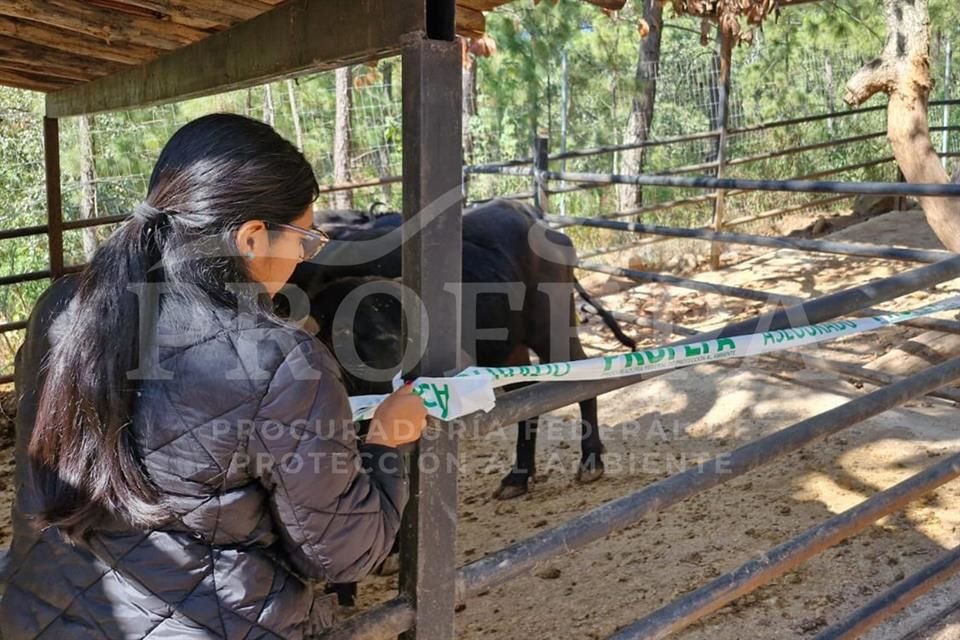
[29,209,170,542]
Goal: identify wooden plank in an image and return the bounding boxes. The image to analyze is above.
[0,36,117,81]
[0,0,208,50]
[398,33,463,640]
[455,4,485,38]
[0,60,96,83]
[83,0,266,31]
[46,0,425,117]
[96,0,273,20]
[0,67,70,91]
[0,16,158,64]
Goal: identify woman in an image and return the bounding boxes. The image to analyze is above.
[0,113,426,639]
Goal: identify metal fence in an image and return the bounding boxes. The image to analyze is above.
[4,39,960,640]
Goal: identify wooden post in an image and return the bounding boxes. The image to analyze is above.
[398,10,462,639]
[44,116,64,280]
[533,136,549,214]
[710,29,732,271]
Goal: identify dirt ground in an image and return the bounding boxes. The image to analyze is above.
[349,207,960,639]
[2,206,960,638]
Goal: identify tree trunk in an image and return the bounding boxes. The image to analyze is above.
[844,0,960,252]
[78,114,98,260]
[263,83,275,127]
[333,66,353,210]
[286,79,304,151]
[705,47,722,165]
[619,0,664,211]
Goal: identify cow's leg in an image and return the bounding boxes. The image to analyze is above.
[529,286,606,485]
[492,346,539,500]
[571,333,605,484]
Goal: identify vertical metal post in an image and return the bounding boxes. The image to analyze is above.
[44,116,64,280]
[559,50,569,216]
[533,136,549,214]
[710,29,732,271]
[943,38,952,167]
[398,15,462,640]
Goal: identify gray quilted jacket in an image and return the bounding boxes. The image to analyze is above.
[0,276,407,639]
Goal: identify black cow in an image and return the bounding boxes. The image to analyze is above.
[287,199,635,498]
[313,202,400,240]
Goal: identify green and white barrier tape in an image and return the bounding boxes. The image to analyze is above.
[349,296,960,422]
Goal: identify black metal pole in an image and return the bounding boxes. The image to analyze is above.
[576,261,960,335]
[43,116,63,281]
[607,452,960,640]
[548,215,953,264]
[471,253,960,439]
[533,136,549,214]
[457,356,960,601]
[539,170,960,198]
[815,544,960,640]
[321,256,960,640]
[398,16,462,640]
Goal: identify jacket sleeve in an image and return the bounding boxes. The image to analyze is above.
[246,336,408,583]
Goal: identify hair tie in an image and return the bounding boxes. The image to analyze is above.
[133,202,167,223]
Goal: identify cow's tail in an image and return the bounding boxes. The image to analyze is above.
[573,279,637,351]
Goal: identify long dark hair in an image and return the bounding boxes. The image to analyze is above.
[29,113,319,542]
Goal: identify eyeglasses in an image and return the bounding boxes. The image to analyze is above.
[266,222,330,260]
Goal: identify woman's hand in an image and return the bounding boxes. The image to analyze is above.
[365,385,428,447]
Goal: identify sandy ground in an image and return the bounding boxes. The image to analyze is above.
[346,207,960,639]
[3,207,960,638]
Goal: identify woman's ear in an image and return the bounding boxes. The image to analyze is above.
[234,219,269,260]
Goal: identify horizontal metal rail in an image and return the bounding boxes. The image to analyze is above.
[459,355,960,598]
[316,175,402,194]
[579,261,775,302]
[0,269,50,288]
[726,99,960,137]
[814,544,960,640]
[478,254,960,434]
[0,321,27,333]
[577,261,960,335]
[727,126,960,171]
[549,215,954,263]
[321,258,960,640]
[63,214,127,231]
[608,448,960,640]
[723,195,852,228]
[542,170,960,198]
[0,224,47,241]
[726,130,886,169]
[467,191,536,206]
[325,350,960,640]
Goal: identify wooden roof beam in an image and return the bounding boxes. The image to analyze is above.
[0,0,209,51]
[82,0,269,32]
[456,5,486,39]
[0,35,117,81]
[46,0,426,117]
[0,16,158,64]
[0,67,72,91]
